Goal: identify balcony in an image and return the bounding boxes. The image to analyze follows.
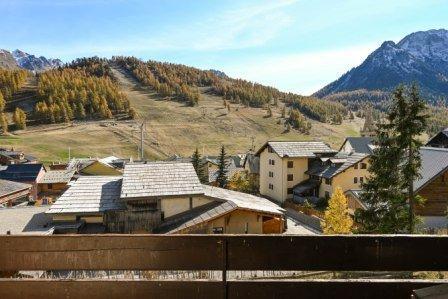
[0,235,447,298]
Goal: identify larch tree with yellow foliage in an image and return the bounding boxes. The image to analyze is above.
[322,187,353,234]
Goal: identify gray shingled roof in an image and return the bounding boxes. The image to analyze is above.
[0,179,31,198]
[167,185,284,233]
[256,141,335,158]
[307,152,368,179]
[168,201,237,233]
[46,176,125,214]
[120,162,204,199]
[341,137,374,154]
[243,153,260,174]
[39,169,75,184]
[415,147,448,192]
[203,185,284,215]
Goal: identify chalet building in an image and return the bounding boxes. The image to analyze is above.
[256,141,336,203]
[0,148,37,165]
[242,152,260,188]
[303,152,370,202]
[67,157,123,176]
[426,128,448,148]
[46,162,285,234]
[38,169,75,202]
[339,137,375,154]
[0,179,32,207]
[0,164,46,201]
[346,147,448,229]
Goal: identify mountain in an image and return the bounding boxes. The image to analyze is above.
[12,49,63,72]
[0,49,19,69]
[315,29,448,103]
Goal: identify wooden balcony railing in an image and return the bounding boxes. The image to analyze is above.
[1,235,447,299]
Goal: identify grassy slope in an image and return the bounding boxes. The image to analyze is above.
[0,66,363,164]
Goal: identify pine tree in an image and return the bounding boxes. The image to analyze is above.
[216,145,229,188]
[192,148,207,184]
[13,107,26,130]
[356,126,409,233]
[322,187,353,234]
[389,84,427,233]
[0,91,5,112]
[0,113,8,134]
[356,85,426,233]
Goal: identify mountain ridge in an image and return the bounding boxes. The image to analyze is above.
[0,49,62,72]
[314,29,448,103]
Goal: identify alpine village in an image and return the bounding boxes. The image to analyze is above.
[1,25,448,298]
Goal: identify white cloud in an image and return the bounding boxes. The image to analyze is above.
[224,43,379,95]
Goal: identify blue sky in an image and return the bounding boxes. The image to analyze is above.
[1,0,447,95]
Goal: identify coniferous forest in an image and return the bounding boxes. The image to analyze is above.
[33,58,131,124]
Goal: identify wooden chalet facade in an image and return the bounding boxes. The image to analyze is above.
[0,179,32,206]
[47,162,285,234]
[0,164,46,201]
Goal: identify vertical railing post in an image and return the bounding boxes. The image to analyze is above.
[221,237,228,299]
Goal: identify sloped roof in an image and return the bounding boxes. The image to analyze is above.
[203,185,284,215]
[39,169,75,184]
[120,162,204,199]
[46,176,125,214]
[307,152,368,179]
[0,179,31,198]
[426,128,448,146]
[168,185,284,233]
[256,141,335,158]
[0,164,44,182]
[340,137,374,154]
[243,153,260,174]
[415,147,448,192]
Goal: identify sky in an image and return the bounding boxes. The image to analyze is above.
[1,0,448,95]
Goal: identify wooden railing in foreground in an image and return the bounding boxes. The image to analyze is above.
[0,235,447,299]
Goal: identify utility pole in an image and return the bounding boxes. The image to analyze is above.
[140,121,145,161]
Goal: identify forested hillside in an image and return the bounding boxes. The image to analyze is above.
[0,69,28,101]
[33,58,132,124]
[113,56,347,124]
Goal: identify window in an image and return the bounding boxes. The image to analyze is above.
[361,163,367,169]
[269,184,274,190]
[213,227,224,234]
[287,161,294,168]
[189,197,193,209]
[354,177,358,184]
[268,146,273,153]
[269,171,274,178]
[354,163,358,169]
[360,177,364,183]
[271,159,275,165]
[47,183,53,190]
[325,178,331,185]
[287,174,293,181]
[325,191,330,199]
[287,188,293,194]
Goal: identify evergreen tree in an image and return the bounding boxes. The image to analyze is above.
[13,107,26,130]
[322,187,353,234]
[192,148,207,183]
[356,127,409,233]
[216,145,229,188]
[0,113,8,134]
[356,85,427,233]
[389,84,427,233]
